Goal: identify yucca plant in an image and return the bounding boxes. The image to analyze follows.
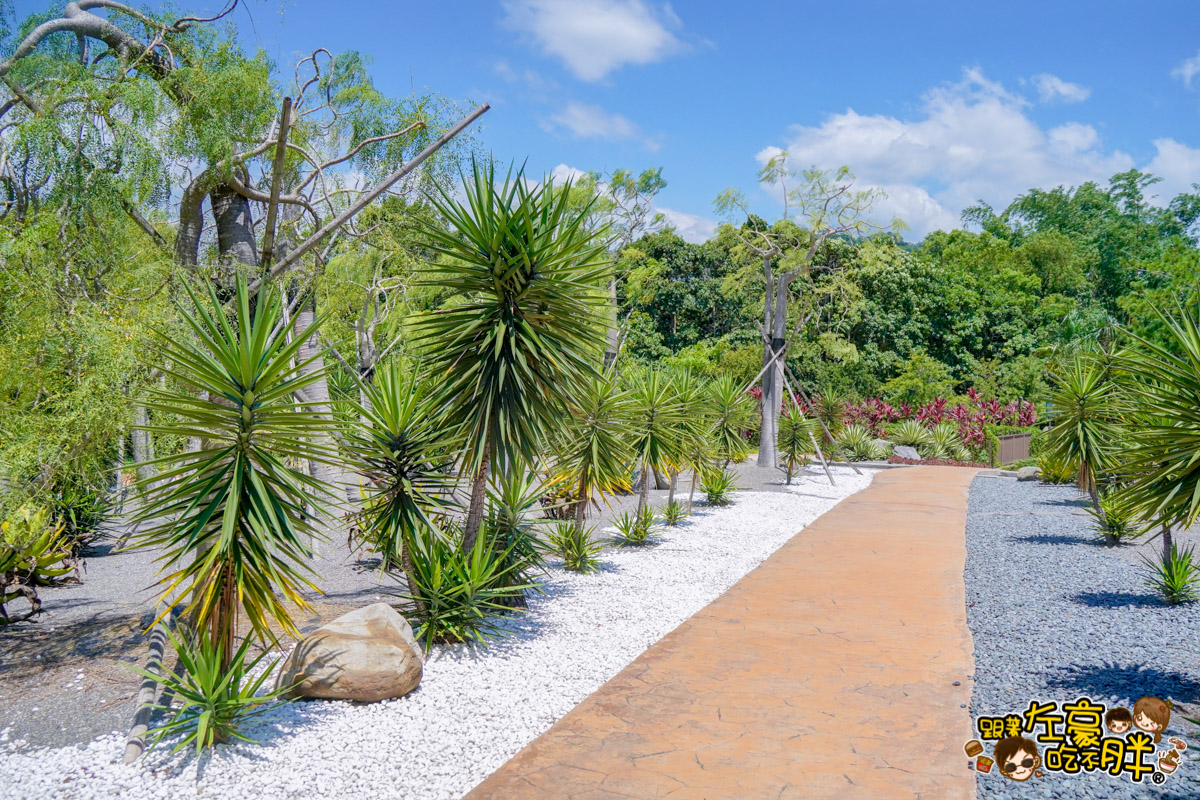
[778,409,816,484]
[700,468,739,506]
[345,363,455,598]
[626,369,687,513]
[612,505,660,546]
[837,424,883,462]
[1142,545,1200,605]
[813,391,845,447]
[131,278,340,665]
[1044,353,1121,510]
[0,506,77,624]
[889,419,934,452]
[708,375,755,467]
[1113,308,1200,538]
[546,521,604,573]
[411,159,611,552]
[397,521,535,650]
[1088,490,1148,546]
[662,499,689,526]
[551,371,634,533]
[133,626,288,753]
[485,468,551,604]
[665,369,713,508]
[926,423,963,460]
[1038,452,1079,484]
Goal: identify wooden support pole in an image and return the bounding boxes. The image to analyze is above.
[259,96,293,268]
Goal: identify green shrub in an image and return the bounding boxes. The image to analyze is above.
[1,506,77,624]
[1038,452,1078,484]
[1088,492,1148,545]
[925,423,963,460]
[133,627,287,754]
[838,424,886,462]
[47,479,110,553]
[612,506,661,546]
[700,468,739,506]
[398,523,535,650]
[888,419,934,451]
[662,500,689,526]
[1142,546,1200,605]
[546,522,605,573]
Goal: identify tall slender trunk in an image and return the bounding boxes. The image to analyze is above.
[1163,523,1174,566]
[462,445,491,551]
[603,278,619,367]
[294,299,347,540]
[132,405,155,482]
[667,471,678,506]
[573,474,589,534]
[637,459,651,513]
[687,469,698,512]
[210,561,237,673]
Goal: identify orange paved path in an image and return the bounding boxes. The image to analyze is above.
[467,467,978,800]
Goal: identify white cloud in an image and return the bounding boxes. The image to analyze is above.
[658,206,717,243]
[501,0,685,81]
[760,68,1153,237]
[544,101,660,150]
[550,162,588,182]
[1145,138,1200,199]
[1172,51,1200,87]
[1031,73,1091,104]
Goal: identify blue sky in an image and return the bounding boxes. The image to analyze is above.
[21,0,1200,240]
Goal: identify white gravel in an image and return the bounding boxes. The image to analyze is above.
[0,466,875,800]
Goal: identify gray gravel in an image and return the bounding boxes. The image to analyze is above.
[966,476,1200,799]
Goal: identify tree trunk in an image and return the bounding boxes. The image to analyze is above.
[461,445,491,552]
[637,459,651,513]
[132,405,155,482]
[758,267,789,468]
[294,298,347,540]
[1079,460,1100,512]
[573,474,589,534]
[1163,523,1174,566]
[603,278,619,367]
[653,465,671,490]
[210,182,259,273]
[687,469,698,512]
[667,471,678,506]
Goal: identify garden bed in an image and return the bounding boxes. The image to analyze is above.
[0,466,876,800]
[966,476,1200,799]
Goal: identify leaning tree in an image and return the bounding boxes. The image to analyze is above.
[714,154,890,467]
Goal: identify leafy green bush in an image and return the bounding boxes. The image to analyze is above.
[133,627,287,754]
[47,479,110,553]
[778,410,816,481]
[700,468,739,505]
[486,470,550,601]
[1,506,76,624]
[612,506,661,546]
[1038,452,1078,484]
[662,499,689,526]
[1142,546,1200,605]
[1088,491,1148,545]
[398,524,535,650]
[546,522,605,573]
[888,419,934,451]
[837,424,886,462]
[925,424,963,460]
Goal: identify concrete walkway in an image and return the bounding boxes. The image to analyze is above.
[468,466,978,800]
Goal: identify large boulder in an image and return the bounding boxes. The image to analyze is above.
[279,602,422,702]
[1017,466,1041,481]
[893,445,921,461]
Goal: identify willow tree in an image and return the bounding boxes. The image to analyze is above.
[412,160,611,551]
[0,2,482,511]
[715,156,889,467]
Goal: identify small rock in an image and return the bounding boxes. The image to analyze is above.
[278,603,423,703]
[893,445,921,460]
[1017,466,1041,481]
[870,438,894,454]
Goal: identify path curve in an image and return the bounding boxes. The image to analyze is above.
[468,466,978,799]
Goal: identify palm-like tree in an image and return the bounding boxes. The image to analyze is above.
[1114,307,1200,549]
[709,375,755,467]
[1044,353,1122,509]
[778,408,818,485]
[665,369,713,506]
[132,278,339,664]
[411,159,611,550]
[552,371,635,532]
[626,369,687,513]
[345,363,455,597]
